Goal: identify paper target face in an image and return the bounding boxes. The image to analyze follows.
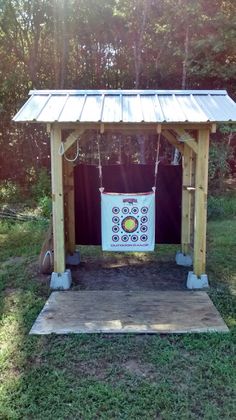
[101,192,155,252]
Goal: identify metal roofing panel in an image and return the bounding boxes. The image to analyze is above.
[122,95,143,122]
[139,95,158,122]
[13,90,236,124]
[80,95,104,122]
[13,94,49,121]
[158,95,186,122]
[208,95,236,121]
[37,95,67,122]
[101,95,122,122]
[175,95,208,122]
[58,95,86,122]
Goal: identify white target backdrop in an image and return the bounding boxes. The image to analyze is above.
[101,191,155,252]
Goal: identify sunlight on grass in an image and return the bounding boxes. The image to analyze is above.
[0,212,235,418]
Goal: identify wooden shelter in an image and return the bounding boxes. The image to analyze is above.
[13,89,236,289]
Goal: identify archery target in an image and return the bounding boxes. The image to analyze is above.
[101,191,155,252]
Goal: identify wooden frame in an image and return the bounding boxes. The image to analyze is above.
[49,122,210,281]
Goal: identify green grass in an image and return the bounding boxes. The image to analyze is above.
[0,216,236,419]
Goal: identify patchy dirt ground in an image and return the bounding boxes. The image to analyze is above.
[71,252,189,291]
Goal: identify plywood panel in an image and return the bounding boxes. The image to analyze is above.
[30,291,228,334]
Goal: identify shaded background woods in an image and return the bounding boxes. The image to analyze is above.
[0,0,235,197]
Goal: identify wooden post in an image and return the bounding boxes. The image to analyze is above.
[50,125,65,273]
[193,128,209,276]
[64,158,76,255]
[181,144,193,255]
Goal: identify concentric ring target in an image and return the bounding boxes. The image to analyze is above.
[122,207,129,215]
[112,225,119,233]
[141,206,148,214]
[112,235,119,242]
[121,235,129,242]
[112,216,120,224]
[112,207,120,214]
[131,207,139,214]
[121,216,138,233]
[141,216,148,224]
[140,234,148,242]
[140,225,148,233]
[131,234,138,242]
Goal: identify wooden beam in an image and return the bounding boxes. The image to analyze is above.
[173,128,198,154]
[162,130,184,154]
[63,129,84,153]
[211,123,217,133]
[181,144,193,255]
[55,122,214,132]
[193,128,210,276]
[63,158,76,254]
[50,126,65,273]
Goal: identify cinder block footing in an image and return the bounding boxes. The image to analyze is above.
[175,251,193,267]
[66,251,80,266]
[50,269,72,290]
[187,271,209,289]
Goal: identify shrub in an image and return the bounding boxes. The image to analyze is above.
[38,195,52,218]
[208,140,233,193]
[0,180,22,204]
[31,168,51,202]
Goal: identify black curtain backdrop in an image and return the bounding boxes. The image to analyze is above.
[74,164,182,245]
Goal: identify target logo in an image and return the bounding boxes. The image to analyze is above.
[112,207,120,214]
[112,225,119,233]
[112,235,119,242]
[141,207,148,214]
[121,235,129,242]
[140,225,148,233]
[131,234,138,242]
[140,234,148,242]
[112,216,120,224]
[131,207,139,214]
[141,216,148,224]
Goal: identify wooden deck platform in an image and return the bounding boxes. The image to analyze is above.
[30,290,228,334]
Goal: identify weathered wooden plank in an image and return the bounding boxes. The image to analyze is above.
[50,126,65,273]
[181,144,193,254]
[30,290,229,334]
[193,129,210,276]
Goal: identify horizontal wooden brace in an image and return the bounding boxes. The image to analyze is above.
[53,122,214,132]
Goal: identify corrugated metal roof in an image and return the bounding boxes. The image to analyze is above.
[13,90,236,124]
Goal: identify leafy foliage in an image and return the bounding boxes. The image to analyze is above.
[0,0,236,185]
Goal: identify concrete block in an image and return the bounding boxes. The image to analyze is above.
[66,251,80,266]
[50,269,72,290]
[175,251,193,267]
[187,271,209,289]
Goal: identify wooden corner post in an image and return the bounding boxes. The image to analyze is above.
[181,144,194,255]
[50,125,66,273]
[193,128,209,277]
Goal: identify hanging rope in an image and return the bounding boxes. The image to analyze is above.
[97,131,104,191]
[58,139,80,162]
[153,132,161,190]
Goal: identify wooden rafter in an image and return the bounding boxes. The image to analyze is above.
[63,129,84,153]
[162,130,184,154]
[173,128,198,154]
